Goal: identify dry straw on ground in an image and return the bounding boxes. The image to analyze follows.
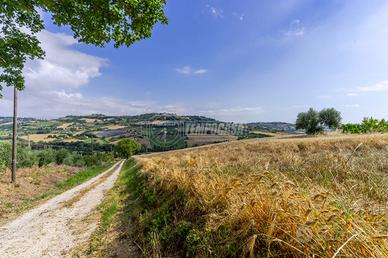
[0,165,80,224]
[137,134,388,257]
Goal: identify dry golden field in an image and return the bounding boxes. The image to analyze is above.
[19,134,57,142]
[136,134,388,257]
[186,134,238,147]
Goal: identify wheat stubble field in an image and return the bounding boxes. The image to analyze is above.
[136,134,388,257]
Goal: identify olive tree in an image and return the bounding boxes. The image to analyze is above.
[296,108,323,134]
[296,107,342,134]
[319,108,342,129]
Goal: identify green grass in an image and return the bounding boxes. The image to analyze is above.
[82,158,193,257]
[75,159,139,257]
[81,159,201,257]
[98,159,138,229]
[31,120,59,127]
[55,163,113,191]
[0,130,9,136]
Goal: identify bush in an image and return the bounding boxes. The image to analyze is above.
[0,142,11,172]
[55,149,70,165]
[62,153,85,167]
[37,149,55,167]
[0,143,114,170]
[17,148,38,168]
[114,138,140,158]
[83,155,103,167]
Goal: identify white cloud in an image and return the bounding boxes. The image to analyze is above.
[207,5,224,19]
[317,95,332,99]
[358,80,388,92]
[24,30,107,90]
[284,19,305,37]
[176,66,208,75]
[193,69,208,75]
[345,104,360,108]
[0,85,188,118]
[345,80,388,97]
[52,90,83,100]
[346,92,359,97]
[0,30,187,118]
[200,106,263,115]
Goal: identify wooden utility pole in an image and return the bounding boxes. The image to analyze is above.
[11,87,18,183]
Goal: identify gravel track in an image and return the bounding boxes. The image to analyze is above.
[0,161,124,258]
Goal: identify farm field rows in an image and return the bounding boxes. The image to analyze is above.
[0,114,296,153]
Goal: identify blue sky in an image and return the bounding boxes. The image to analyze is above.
[1,0,388,123]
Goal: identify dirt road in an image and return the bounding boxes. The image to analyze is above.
[0,161,124,258]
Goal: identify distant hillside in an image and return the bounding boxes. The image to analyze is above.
[0,117,35,123]
[1,113,298,151]
[59,113,217,123]
[247,122,296,133]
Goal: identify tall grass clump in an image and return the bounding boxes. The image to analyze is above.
[135,134,388,257]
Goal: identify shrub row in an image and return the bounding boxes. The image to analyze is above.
[0,142,113,173]
[342,117,388,134]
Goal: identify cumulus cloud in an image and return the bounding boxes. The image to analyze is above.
[0,30,186,118]
[24,30,107,90]
[284,19,305,37]
[0,84,187,118]
[175,66,208,75]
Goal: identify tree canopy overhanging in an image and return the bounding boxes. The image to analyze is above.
[0,0,167,96]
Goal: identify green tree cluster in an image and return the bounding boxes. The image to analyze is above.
[0,142,113,173]
[296,108,342,134]
[114,138,141,158]
[341,117,388,134]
